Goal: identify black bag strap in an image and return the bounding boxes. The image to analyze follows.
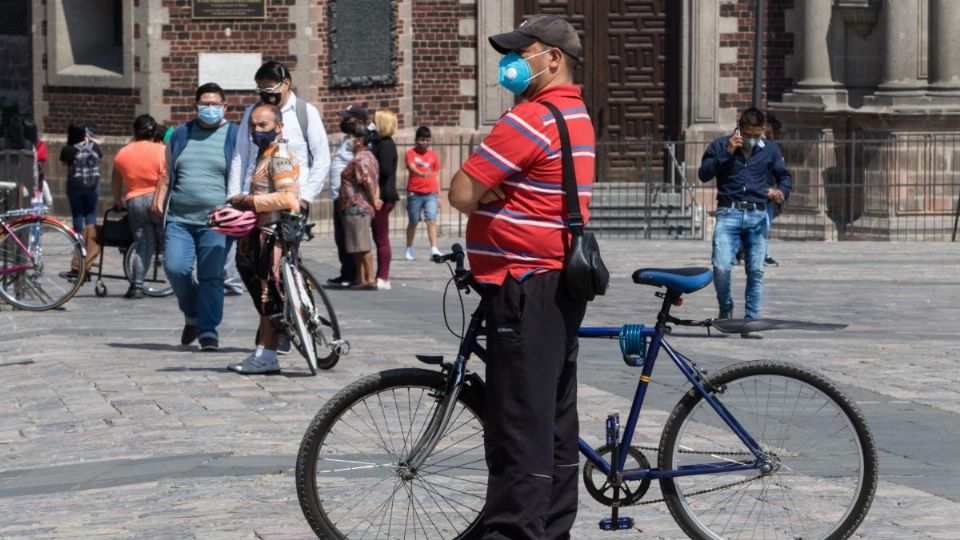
[542,102,583,236]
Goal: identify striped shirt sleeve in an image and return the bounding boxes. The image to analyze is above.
[462,105,549,189]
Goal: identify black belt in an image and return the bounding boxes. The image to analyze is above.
[718,201,766,211]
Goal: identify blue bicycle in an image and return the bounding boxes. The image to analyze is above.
[296,244,878,539]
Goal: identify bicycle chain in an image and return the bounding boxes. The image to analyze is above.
[626,445,761,506]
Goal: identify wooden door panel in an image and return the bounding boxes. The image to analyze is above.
[517,0,678,181]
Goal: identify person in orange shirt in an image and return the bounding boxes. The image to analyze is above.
[404,126,442,260]
[226,103,301,374]
[112,115,167,299]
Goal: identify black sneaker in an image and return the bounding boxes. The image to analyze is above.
[326,276,350,288]
[180,324,199,345]
[124,285,144,299]
[717,309,732,320]
[764,257,779,267]
[198,336,219,352]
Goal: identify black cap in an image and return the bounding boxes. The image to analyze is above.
[489,14,581,61]
[337,102,369,123]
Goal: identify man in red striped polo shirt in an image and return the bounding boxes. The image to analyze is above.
[449,14,595,539]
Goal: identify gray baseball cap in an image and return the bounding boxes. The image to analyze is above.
[489,14,582,61]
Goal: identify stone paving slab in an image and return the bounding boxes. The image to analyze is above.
[0,237,958,538]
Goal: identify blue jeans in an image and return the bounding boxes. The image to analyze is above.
[712,207,768,319]
[66,184,98,233]
[406,192,439,224]
[164,221,226,339]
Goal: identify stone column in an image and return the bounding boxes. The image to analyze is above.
[929,0,960,93]
[796,0,837,89]
[876,0,924,94]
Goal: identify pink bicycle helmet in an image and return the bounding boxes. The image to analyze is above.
[208,206,256,237]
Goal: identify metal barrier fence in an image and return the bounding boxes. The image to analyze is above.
[592,136,960,241]
[8,136,960,242]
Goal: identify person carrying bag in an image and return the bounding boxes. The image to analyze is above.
[542,102,609,301]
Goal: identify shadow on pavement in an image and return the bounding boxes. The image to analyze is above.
[107,342,248,354]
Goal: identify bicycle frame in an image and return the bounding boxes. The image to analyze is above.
[0,217,37,276]
[406,287,775,481]
[576,325,769,480]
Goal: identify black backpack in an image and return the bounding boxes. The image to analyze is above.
[70,141,100,188]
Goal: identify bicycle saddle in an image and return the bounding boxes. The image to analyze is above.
[632,267,713,294]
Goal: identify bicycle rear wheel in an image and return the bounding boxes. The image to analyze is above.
[122,241,173,297]
[298,266,343,369]
[0,217,85,311]
[659,360,878,540]
[281,257,317,374]
[296,368,486,540]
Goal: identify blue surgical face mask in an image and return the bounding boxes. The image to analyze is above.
[197,104,224,126]
[498,49,553,95]
[746,138,764,150]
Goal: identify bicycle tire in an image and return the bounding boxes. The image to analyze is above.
[281,257,317,375]
[299,266,342,369]
[296,368,486,539]
[658,360,878,540]
[122,241,173,297]
[0,217,85,311]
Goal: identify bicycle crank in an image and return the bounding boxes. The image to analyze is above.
[582,445,651,506]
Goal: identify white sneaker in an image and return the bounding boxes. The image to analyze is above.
[376,278,392,290]
[227,352,281,375]
[404,247,415,260]
[430,246,443,257]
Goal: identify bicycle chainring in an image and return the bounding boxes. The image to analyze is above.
[582,445,652,506]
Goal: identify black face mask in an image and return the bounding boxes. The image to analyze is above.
[252,130,277,152]
[259,92,281,106]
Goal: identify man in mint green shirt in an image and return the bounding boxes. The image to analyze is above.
[159,82,238,351]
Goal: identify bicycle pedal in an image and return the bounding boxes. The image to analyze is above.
[598,517,634,531]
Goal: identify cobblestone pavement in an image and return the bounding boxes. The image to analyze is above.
[0,236,958,539]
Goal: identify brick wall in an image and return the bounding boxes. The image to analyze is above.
[42,86,139,136]
[718,0,795,111]
[411,0,476,127]
[161,0,298,125]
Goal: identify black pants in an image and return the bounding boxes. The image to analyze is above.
[332,204,356,282]
[481,271,586,540]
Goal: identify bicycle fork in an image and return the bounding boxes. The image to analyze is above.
[402,305,485,474]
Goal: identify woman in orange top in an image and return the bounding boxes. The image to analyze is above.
[111,115,166,299]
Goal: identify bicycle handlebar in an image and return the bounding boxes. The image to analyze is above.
[433,243,475,293]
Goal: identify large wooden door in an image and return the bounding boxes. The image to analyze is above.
[516,0,680,179]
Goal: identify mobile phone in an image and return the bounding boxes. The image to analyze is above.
[734,124,740,136]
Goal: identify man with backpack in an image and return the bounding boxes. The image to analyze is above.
[155,82,239,352]
[228,61,331,353]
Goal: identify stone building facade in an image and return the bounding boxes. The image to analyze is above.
[12,1,960,239]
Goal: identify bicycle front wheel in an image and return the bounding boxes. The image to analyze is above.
[122,241,173,297]
[299,266,342,369]
[0,217,85,311]
[659,360,878,540]
[296,368,486,539]
[281,257,317,374]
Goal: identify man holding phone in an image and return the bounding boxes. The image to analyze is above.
[698,108,791,337]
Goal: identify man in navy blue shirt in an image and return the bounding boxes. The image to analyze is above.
[698,108,792,334]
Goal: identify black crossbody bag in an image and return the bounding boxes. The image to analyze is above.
[543,102,609,302]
